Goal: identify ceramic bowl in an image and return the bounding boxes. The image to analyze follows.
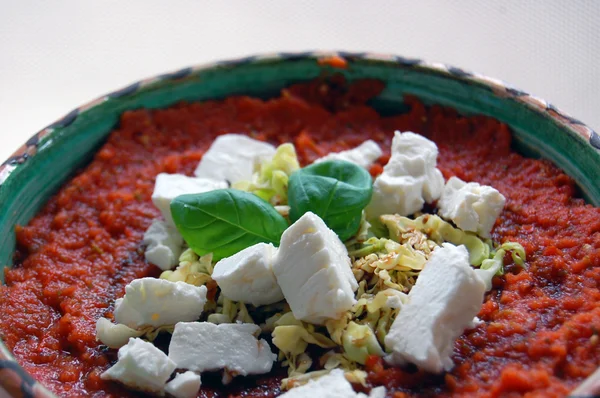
[0,52,599,397]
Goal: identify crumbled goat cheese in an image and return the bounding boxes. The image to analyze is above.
[114,278,207,328]
[366,131,444,219]
[280,369,387,397]
[212,243,283,306]
[438,176,506,238]
[314,140,383,169]
[101,337,176,393]
[194,134,276,184]
[168,322,276,378]
[142,219,184,270]
[151,173,227,226]
[384,243,485,373]
[272,212,358,325]
[164,371,202,398]
[95,317,143,349]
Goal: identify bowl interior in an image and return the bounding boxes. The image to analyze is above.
[1,53,599,283]
[0,53,599,398]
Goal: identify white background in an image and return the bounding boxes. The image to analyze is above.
[1,1,599,162]
[0,3,598,397]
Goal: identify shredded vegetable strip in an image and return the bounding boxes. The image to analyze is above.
[153,210,525,387]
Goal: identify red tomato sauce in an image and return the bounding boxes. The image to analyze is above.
[1,76,599,397]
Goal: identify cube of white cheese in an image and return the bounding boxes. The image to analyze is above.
[95,317,143,349]
[314,140,383,169]
[272,212,358,325]
[362,387,387,398]
[384,243,485,373]
[164,371,202,398]
[168,322,276,377]
[194,134,276,184]
[142,219,184,271]
[280,369,386,397]
[438,176,506,238]
[101,337,176,394]
[383,289,408,310]
[366,173,427,218]
[389,131,438,175]
[151,173,227,226]
[212,243,283,306]
[114,278,207,328]
[366,131,444,219]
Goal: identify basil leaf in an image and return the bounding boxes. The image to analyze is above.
[170,189,288,261]
[288,160,373,241]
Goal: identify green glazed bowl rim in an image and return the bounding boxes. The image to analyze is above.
[1,51,598,186]
[0,51,598,397]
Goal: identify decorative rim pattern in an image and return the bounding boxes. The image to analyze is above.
[0,51,598,186]
[0,51,598,398]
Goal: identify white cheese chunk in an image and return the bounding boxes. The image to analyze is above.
[193,134,276,184]
[382,289,408,310]
[95,317,143,349]
[168,322,276,378]
[366,131,444,219]
[281,369,386,397]
[474,265,499,292]
[384,243,485,373]
[114,278,207,328]
[101,337,176,394]
[367,173,426,218]
[151,173,227,226]
[212,243,283,306]
[314,140,383,169]
[468,316,483,329]
[164,371,202,398]
[438,176,506,238]
[142,219,184,270]
[272,212,358,325]
[362,386,387,398]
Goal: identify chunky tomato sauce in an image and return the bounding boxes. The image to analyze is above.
[1,77,599,397]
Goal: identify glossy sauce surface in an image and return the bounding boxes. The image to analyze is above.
[1,77,599,397]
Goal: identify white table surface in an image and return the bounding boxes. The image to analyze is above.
[1,0,598,163]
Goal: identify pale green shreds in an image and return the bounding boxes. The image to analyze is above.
[475,241,527,291]
[272,313,337,376]
[232,143,300,205]
[137,210,526,389]
[380,213,492,265]
[160,249,214,286]
[342,321,385,364]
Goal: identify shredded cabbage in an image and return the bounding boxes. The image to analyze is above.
[280,368,368,391]
[160,249,213,286]
[272,313,336,358]
[290,353,313,377]
[281,369,332,390]
[344,211,372,249]
[319,350,359,371]
[350,237,430,293]
[232,143,300,205]
[381,214,491,265]
[475,241,527,291]
[272,313,337,376]
[342,322,385,364]
[344,369,369,387]
[140,324,175,342]
[107,195,527,392]
[260,313,283,333]
[207,297,256,324]
[96,318,144,349]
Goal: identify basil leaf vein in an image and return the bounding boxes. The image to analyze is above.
[170,189,288,260]
[288,160,373,241]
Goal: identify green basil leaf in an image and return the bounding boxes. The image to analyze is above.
[170,189,288,261]
[288,160,373,241]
